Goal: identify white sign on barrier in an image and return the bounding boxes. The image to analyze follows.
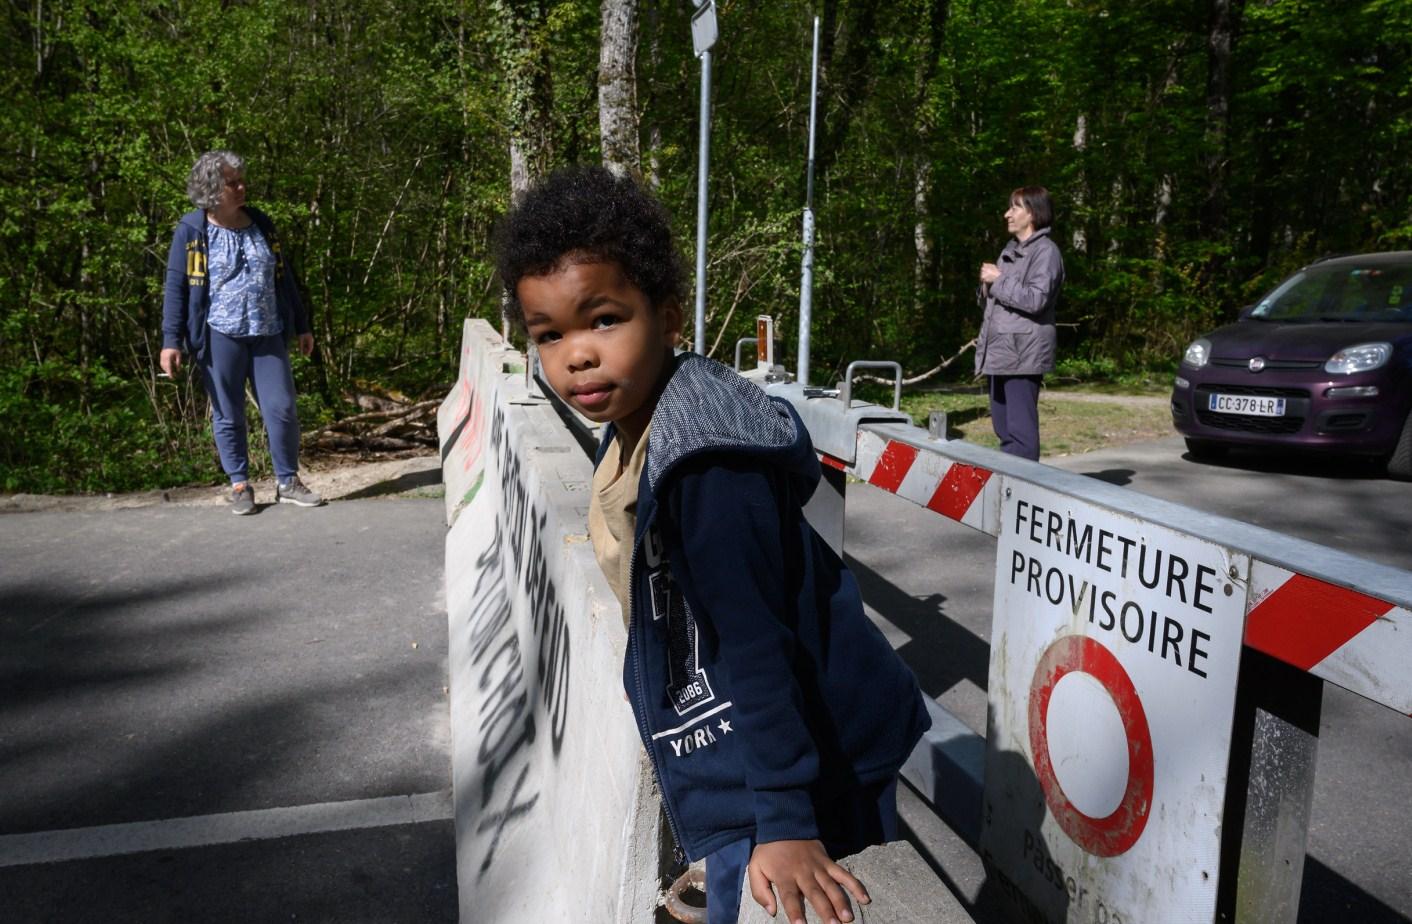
[981,481,1247,923]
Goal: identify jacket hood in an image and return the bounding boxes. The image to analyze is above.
[643,353,819,499]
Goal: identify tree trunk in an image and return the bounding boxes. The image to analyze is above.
[815,0,880,180]
[1151,48,1182,266]
[1071,113,1089,255]
[911,0,949,319]
[913,161,934,316]
[494,0,555,199]
[1201,0,1243,236]
[598,0,641,177]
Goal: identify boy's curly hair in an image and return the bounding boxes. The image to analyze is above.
[494,165,687,332]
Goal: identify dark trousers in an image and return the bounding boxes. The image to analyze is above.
[704,778,899,924]
[198,328,302,483]
[989,374,1042,461]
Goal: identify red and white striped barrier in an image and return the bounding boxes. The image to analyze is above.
[1246,563,1412,715]
[809,412,1412,717]
[836,428,999,535]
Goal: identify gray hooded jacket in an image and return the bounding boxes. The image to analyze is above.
[975,226,1064,375]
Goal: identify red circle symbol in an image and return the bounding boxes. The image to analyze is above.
[1028,635,1154,857]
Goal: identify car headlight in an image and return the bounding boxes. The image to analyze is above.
[1324,342,1391,374]
[1182,338,1211,369]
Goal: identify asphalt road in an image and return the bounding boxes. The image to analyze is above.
[851,434,1412,924]
[0,497,456,923]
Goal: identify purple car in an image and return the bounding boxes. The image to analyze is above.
[1170,252,1412,478]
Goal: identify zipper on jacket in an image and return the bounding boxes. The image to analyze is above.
[627,535,690,868]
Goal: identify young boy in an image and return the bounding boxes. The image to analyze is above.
[495,166,930,924]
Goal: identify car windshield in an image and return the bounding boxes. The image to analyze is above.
[1250,262,1412,322]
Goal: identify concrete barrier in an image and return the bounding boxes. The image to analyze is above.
[437,320,520,528]
[440,320,663,922]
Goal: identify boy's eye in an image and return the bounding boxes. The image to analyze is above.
[592,314,620,330]
[531,330,561,345]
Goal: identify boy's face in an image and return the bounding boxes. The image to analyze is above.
[519,258,682,440]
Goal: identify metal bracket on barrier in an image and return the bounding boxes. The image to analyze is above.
[766,381,910,465]
[840,360,902,410]
[733,337,757,371]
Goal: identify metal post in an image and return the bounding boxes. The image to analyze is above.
[797,16,821,384]
[694,48,711,355]
[1217,649,1323,923]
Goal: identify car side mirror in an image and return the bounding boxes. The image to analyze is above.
[1237,304,1258,321]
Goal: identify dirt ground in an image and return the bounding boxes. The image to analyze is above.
[0,452,444,515]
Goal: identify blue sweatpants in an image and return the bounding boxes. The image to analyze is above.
[198,328,302,484]
[705,778,899,924]
[989,374,1043,461]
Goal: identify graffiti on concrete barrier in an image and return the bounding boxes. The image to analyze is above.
[464,400,578,878]
[491,402,572,756]
[465,515,539,877]
[443,373,489,511]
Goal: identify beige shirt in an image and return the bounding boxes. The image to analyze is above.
[589,426,651,627]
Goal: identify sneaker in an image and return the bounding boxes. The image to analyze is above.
[276,475,324,507]
[231,482,255,515]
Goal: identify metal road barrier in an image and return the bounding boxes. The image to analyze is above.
[764,379,1412,924]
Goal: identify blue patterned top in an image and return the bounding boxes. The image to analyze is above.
[205,223,282,338]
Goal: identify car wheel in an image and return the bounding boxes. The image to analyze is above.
[1184,438,1228,461]
[1387,410,1412,480]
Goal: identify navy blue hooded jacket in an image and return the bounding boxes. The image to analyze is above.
[597,354,930,862]
[161,207,309,361]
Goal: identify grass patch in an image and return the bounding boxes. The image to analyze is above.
[899,388,1174,457]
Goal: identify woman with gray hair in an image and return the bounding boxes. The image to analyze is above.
[160,150,322,514]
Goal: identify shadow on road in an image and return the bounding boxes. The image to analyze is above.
[340,466,443,500]
[844,556,990,702]
[0,503,457,922]
[1299,856,1412,924]
[1077,468,1135,486]
[1182,446,1392,481]
[0,575,442,834]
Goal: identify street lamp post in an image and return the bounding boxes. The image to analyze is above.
[690,0,717,355]
[797,15,821,385]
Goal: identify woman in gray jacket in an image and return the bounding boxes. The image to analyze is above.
[976,186,1064,461]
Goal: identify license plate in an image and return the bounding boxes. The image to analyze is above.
[1208,393,1286,416]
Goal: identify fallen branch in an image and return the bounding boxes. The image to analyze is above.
[303,395,441,458]
[852,339,977,387]
[303,399,439,440]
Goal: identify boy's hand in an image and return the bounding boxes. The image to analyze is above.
[747,839,870,924]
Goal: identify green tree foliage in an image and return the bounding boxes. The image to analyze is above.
[3,0,1410,491]
[1,0,508,490]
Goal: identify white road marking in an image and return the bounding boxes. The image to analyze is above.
[0,790,453,868]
